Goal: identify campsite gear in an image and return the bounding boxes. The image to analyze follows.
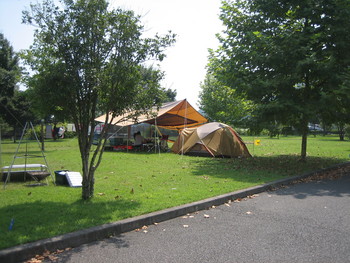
[8,218,14,231]
[54,170,82,187]
[55,170,70,185]
[95,99,207,130]
[160,134,169,151]
[95,99,207,153]
[2,164,49,182]
[171,122,251,158]
[2,122,54,189]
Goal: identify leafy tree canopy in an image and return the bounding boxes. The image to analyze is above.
[22,0,176,199]
[0,33,28,137]
[0,90,34,137]
[163,88,177,102]
[319,70,350,140]
[198,73,254,126]
[211,0,350,160]
[0,33,20,99]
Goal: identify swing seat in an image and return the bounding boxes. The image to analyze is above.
[26,171,51,181]
[2,122,54,189]
[1,164,48,182]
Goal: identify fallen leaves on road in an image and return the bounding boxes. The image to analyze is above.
[135,225,149,232]
[25,248,71,263]
[266,165,350,193]
[293,167,348,184]
[182,214,195,219]
[26,259,41,263]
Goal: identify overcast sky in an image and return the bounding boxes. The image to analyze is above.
[0,0,224,108]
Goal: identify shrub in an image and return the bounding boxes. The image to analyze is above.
[235,128,249,136]
[64,131,77,138]
[25,124,43,140]
[345,125,350,140]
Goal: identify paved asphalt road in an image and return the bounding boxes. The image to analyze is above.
[42,175,350,263]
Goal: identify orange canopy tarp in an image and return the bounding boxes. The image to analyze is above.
[95,99,208,130]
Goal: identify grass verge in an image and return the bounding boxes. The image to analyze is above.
[0,135,349,249]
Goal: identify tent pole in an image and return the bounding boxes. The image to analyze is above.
[127,126,131,152]
[253,137,255,156]
[181,99,188,156]
[155,119,160,155]
[184,99,188,128]
[0,125,2,168]
[180,131,184,157]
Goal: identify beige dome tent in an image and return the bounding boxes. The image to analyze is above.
[171,122,251,158]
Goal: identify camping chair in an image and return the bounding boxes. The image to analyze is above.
[132,132,145,151]
[132,144,143,151]
[160,135,169,152]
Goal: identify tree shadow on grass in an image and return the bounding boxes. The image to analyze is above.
[0,198,140,250]
[189,154,350,199]
[189,155,348,183]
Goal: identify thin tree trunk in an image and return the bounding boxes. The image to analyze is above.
[301,130,307,162]
[82,172,94,200]
[300,113,309,162]
[337,123,345,141]
[13,124,16,143]
[81,155,95,200]
[300,69,311,162]
[80,123,99,200]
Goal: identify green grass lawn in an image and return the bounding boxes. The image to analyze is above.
[0,135,349,249]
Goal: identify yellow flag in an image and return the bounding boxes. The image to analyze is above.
[254,139,261,146]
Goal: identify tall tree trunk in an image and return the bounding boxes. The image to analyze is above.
[300,117,309,162]
[81,153,95,200]
[337,123,345,141]
[82,172,95,200]
[301,130,307,162]
[80,121,98,200]
[300,70,311,162]
[13,124,16,143]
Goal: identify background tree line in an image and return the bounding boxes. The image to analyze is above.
[199,0,350,161]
